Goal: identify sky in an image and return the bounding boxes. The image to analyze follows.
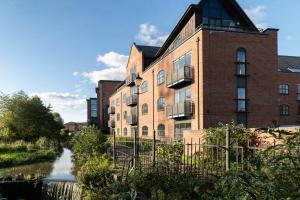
[0,0,299,123]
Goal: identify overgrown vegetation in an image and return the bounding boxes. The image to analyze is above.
[73,124,300,200]
[0,91,67,168]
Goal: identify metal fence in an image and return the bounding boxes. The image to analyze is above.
[110,129,291,178]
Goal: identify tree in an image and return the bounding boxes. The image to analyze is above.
[0,91,64,141]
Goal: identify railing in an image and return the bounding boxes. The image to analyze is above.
[125,74,137,87]
[108,106,115,114]
[108,120,116,128]
[126,115,137,125]
[126,95,137,106]
[167,101,193,119]
[167,66,192,88]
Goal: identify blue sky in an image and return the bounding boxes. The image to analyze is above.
[0,0,299,122]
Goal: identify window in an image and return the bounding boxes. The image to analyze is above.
[280,105,289,116]
[157,70,165,85]
[123,111,127,119]
[297,84,300,100]
[117,113,120,121]
[123,128,127,136]
[175,86,191,103]
[157,97,166,111]
[123,94,127,104]
[279,84,289,95]
[116,98,120,106]
[111,100,115,107]
[141,81,148,93]
[142,126,148,136]
[157,124,165,137]
[142,103,148,115]
[237,88,246,112]
[236,48,246,75]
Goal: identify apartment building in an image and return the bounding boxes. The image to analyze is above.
[108,0,300,140]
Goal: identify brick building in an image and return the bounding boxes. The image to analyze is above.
[107,0,300,140]
[87,81,122,131]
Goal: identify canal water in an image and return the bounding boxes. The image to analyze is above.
[0,148,75,181]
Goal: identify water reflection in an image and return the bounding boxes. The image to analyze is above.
[0,148,75,181]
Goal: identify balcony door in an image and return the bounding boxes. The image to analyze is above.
[175,86,191,104]
[175,121,191,141]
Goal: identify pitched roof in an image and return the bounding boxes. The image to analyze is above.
[135,44,161,58]
[278,55,300,73]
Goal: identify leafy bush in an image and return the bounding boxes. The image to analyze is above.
[71,126,109,166]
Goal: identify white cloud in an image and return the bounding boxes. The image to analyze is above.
[82,67,126,84]
[136,23,168,46]
[97,52,128,68]
[30,92,87,123]
[73,71,79,76]
[245,6,267,30]
[83,52,128,85]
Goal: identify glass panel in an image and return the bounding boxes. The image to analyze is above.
[237,50,246,63]
[237,64,246,75]
[237,113,246,125]
[238,88,246,99]
[185,53,191,66]
[238,100,246,112]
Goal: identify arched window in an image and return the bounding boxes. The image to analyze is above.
[157,70,165,85]
[157,124,165,137]
[280,105,289,116]
[157,97,166,111]
[141,81,148,93]
[142,103,148,115]
[123,128,127,136]
[236,48,246,75]
[123,111,127,119]
[117,113,120,121]
[279,84,289,95]
[142,126,148,136]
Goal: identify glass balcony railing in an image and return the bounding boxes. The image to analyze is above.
[167,101,193,119]
[125,74,137,87]
[126,115,137,125]
[126,95,137,106]
[107,106,115,114]
[167,66,192,88]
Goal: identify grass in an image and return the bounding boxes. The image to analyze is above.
[0,149,59,168]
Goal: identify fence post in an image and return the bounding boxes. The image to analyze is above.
[113,129,116,168]
[133,129,138,168]
[152,130,156,167]
[226,127,231,172]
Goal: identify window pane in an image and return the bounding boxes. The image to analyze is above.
[238,100,246,112]
[238,88,246,99]
[237,50,246,62]
[237,64,246,75]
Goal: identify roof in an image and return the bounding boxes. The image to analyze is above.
[278,55,300,73]
[135,44,161,58]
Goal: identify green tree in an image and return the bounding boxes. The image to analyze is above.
[0,91,64,141]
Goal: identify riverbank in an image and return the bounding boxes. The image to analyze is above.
[0,149,59,168]
[0,139,62,168]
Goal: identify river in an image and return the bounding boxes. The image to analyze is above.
[0,148,75,181]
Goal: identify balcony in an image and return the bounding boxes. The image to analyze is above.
[108,120,115,128]
[126,115,137,125]
[125,74,137,87]
[126,95,137,106]
[107,106,115,114]
[167,101,193,119]
[167,66,192,88]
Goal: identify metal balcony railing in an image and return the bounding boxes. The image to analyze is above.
[108,120,116,128]
[125,74,137,87]
[108,106,115,114]
[167,66,192,88]
[167,101,193,119]
[126,95,137,106]
[126,115,137,125]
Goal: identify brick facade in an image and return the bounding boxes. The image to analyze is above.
[107,0,300,140]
